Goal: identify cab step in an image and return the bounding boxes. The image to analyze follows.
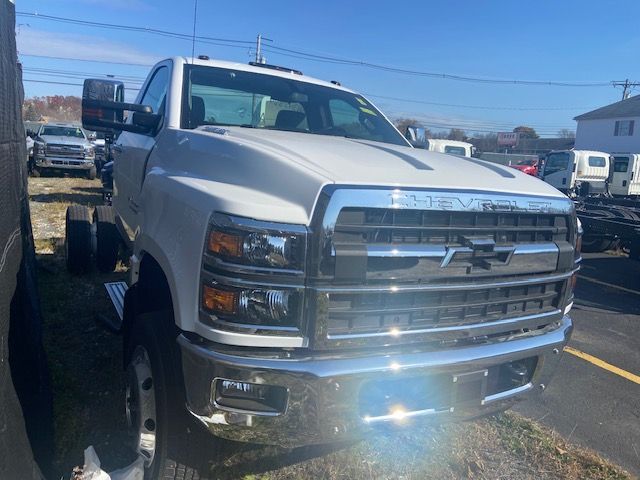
[104,281,128,322]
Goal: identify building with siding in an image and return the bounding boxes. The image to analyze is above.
[574,95,640,153]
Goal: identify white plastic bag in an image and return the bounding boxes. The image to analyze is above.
[81,446,144,480]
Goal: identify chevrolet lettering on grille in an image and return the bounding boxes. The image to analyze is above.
[389,193,553,213]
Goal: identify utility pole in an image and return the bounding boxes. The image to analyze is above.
[613,79,640,100]
[255,34,272,64]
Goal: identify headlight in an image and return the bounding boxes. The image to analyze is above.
[84,145,95,158]
[206,213,306,271]
[202,283,300,327]
[200,213,307,340]
[35,141,46,157]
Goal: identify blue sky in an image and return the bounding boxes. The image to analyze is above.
[16,0,640,137]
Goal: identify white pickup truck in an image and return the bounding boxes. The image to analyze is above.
[70,56,580,478]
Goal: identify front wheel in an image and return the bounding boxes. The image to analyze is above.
[125,312,210,479]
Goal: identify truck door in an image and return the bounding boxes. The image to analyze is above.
[112,65,170,234]
[611,155,631,196]
[541,151,573,191]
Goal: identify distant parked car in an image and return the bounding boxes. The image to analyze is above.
[88,130,108,172]
[509,159,539,176]
[32,123,96,179]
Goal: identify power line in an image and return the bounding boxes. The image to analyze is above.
[18,10,616,88]
[23,78,141,89]
[20,53,154,67]
[366,93,593,112]
[262,45,613,87]
[16,11,254,48]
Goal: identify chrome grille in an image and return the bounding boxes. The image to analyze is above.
[326,280,563,336]
[334,209,569,245]
[308,188,577,350]
[45,143,84,159]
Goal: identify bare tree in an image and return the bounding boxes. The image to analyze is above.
[557,128,576,139]
[447,128,467,141]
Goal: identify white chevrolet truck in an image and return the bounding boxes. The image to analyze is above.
[69,56,580,478]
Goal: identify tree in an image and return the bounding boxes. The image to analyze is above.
[469,133,497,153]
[513,125,539,139]
[393,117,431,138]
[558,128,576,139]
[22,95,82,122]
[447,128,467,141]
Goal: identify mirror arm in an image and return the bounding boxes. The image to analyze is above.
[82,98,152,113]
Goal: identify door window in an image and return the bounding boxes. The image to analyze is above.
[544,152,570,175]
[588,156,606,167]
[140,66,169,115]
[613,157,629,172]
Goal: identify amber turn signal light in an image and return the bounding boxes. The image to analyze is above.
[202,284,237,314]
[208,231,242,257]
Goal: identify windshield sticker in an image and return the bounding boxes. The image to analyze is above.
[360,107,377,116]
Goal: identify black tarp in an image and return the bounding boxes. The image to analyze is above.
[1,1,52,478]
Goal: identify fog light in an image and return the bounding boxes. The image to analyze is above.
[214,378,288,414]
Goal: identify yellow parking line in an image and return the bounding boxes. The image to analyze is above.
[577,275,640,296]
[564,346,640,385]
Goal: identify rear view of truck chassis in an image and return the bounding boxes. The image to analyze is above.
[578,197,640,257]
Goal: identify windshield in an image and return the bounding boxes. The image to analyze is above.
[39,126,86,139]
[517,159,536,166]
[182,65,408,146]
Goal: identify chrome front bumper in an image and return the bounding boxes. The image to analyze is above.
[35,156,94,170]
[178,315,573,447]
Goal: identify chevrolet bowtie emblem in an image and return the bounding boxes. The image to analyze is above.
[440,237,515,272]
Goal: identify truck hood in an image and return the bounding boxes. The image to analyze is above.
[38,135,89,146]
[212,127,562,197]
[160,127,567,226]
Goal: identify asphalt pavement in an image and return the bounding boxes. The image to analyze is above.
[516,252,640,477]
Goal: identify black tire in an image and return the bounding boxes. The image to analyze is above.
[65,205,92,274]
[580,235,612,253]
[94,205,119,273]
[86,165,97,180]
[125,312,210,480]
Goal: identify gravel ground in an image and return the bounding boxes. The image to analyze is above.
[29,176,634,480]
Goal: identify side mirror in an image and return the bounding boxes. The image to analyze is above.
[82,78,157,134]
[88,131,97,141]
[405,125,427,149]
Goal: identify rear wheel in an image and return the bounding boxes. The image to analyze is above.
[580,235,615,253]
[65,205,92,274]
[125,312,210,479]
[94,205,119,273]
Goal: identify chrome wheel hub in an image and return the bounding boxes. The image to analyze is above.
[125,346,157,466]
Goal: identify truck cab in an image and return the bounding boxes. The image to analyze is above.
[73,56,579,478]
[541,149,610,196]
[609,154,640,197]
[405,126,475,157]
[426,138,475,157]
